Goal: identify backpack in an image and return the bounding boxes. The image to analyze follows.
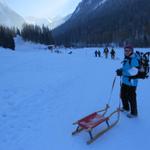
[130,51,150,79]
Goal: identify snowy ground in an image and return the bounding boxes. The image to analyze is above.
[0,38,150,150]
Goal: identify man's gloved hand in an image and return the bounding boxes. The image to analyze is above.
[116,69,123,76]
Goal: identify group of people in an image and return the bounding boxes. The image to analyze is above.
[95,47,116,59]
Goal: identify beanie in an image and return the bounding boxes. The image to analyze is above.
[124,44,134,51]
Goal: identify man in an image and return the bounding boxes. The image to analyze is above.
[95,50,98,57]
[110,48,115,59]
[97,50,101,57]
[116,45,139,118]
[103,47,109,58]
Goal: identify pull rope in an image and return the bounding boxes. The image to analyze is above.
[107,75,121,112]
[118,76,122,109]
[100,75,121,120]
[100,75,121,118]
[107,75,117,105]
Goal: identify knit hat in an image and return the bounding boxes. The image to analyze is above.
[124,44,134,51]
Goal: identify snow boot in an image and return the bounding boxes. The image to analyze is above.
[120,107,129,112]
[127,113,137,118]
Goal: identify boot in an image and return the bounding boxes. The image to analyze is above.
[127,113,137,118]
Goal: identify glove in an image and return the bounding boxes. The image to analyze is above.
[116,69,123,76]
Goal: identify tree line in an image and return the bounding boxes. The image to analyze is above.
[0,24,54,50]
[21,24,54,45]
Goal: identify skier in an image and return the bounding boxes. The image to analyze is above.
[94,50,98,57]
[103,47,109,58]
[110,48,115,59]
[116,44,139,118]
[97,50,101,57]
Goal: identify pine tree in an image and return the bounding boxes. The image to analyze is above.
[0,25,15,50]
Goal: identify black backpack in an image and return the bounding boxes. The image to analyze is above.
[130,51,150,79]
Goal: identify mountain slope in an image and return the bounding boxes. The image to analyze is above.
[0,0,25,28]
[25,17,52,27]
[25,15,71,29]
[50,14,72,29]
[53,0,150,47]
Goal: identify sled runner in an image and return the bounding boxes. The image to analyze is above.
[72,104,120,144]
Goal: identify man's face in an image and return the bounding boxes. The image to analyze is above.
[124,48,132,57]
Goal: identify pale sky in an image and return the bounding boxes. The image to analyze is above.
[5,0,81,18]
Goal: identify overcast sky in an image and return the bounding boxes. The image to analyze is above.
[5,0,81,18]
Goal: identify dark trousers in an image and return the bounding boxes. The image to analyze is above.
[120,83,138,115]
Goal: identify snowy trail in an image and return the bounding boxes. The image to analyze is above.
[0,47,150,150]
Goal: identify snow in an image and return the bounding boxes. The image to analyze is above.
[74,5,81,15]
[0,38,150,150]
[94,0,107,10]
[25,16,52,27]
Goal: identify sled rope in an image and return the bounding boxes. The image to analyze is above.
[97,75,120,117]
[107,75,117,106]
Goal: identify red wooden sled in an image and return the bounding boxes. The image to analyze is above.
[72,104,120,144]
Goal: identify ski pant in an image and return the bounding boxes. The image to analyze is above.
[120,83,138,115]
